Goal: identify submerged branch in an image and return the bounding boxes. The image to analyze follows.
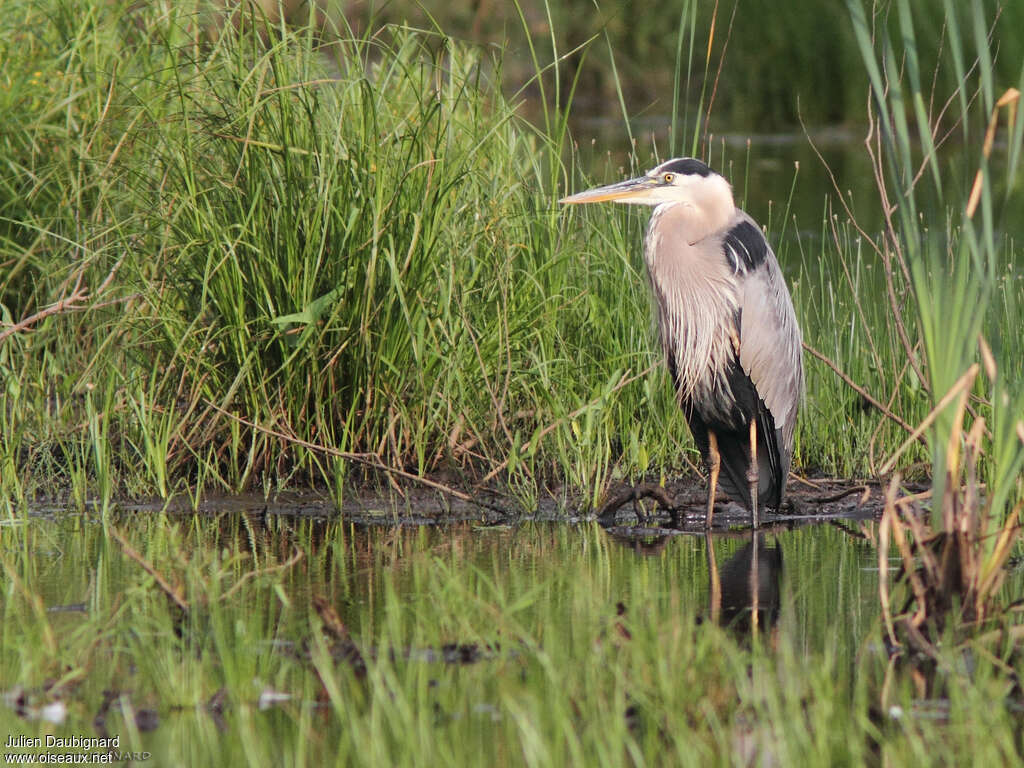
[108,524,189,613]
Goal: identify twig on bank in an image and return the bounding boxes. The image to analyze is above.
[802,341,917,437]
[205,402,509,514]
[808,484,871,504]
[598,482,679,522]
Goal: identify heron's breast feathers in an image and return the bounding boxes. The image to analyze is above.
[645,207,801,437]
[653,273,743,425]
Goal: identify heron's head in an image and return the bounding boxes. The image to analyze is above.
[560,158,735,217]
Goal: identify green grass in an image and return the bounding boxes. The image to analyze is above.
[0,0,664,506]
[0,0,739,507]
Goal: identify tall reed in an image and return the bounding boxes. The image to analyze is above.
[846,0,1024,637]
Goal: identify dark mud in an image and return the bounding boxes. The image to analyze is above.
[596,475,896,536]
[71,475,897,531]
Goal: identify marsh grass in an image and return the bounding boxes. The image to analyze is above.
[2,0,1023,512]
[840,0,1024,645]
[0,0,686,507]
[1,0,1023,525]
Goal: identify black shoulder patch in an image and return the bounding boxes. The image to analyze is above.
[722,220,769,273]
[654,157,713,177]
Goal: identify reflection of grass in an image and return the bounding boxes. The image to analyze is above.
[4,518,1024,764]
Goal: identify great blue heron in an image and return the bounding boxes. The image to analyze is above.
[561,158,803,528]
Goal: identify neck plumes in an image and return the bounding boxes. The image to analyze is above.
[659,174,737,244]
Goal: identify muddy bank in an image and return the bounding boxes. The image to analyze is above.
[43,474,901,530]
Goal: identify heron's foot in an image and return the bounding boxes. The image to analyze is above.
[597,483,677,527]
[703,500,718,530]
[784,496,811,516]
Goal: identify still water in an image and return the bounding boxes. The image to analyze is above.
[20,507,883,649]
[7,503,1024,764]
[4,506,884,755]
[331,517,881,646]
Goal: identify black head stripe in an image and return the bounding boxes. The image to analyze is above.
[652,158,713,177]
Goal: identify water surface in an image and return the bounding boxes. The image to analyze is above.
[6,501,1024,764]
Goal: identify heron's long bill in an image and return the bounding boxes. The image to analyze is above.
[559,176,659,204]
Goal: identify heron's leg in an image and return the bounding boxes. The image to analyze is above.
[705,532,721,625]
[706,431,721,529]
[749,533,760,636]
[747,420,760,528]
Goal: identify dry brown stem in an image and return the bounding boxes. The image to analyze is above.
[802,342,916,437]
[0,257,129,346]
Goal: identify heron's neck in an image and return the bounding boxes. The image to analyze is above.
[655,176,736,243]
[653,198,735,245]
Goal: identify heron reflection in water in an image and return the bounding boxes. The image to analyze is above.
[604,530,783,637]
[707,533,783,637]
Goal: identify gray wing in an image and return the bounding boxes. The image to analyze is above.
[723,213,803,461]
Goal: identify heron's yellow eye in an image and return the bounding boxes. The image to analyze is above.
[663,173,675,183]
